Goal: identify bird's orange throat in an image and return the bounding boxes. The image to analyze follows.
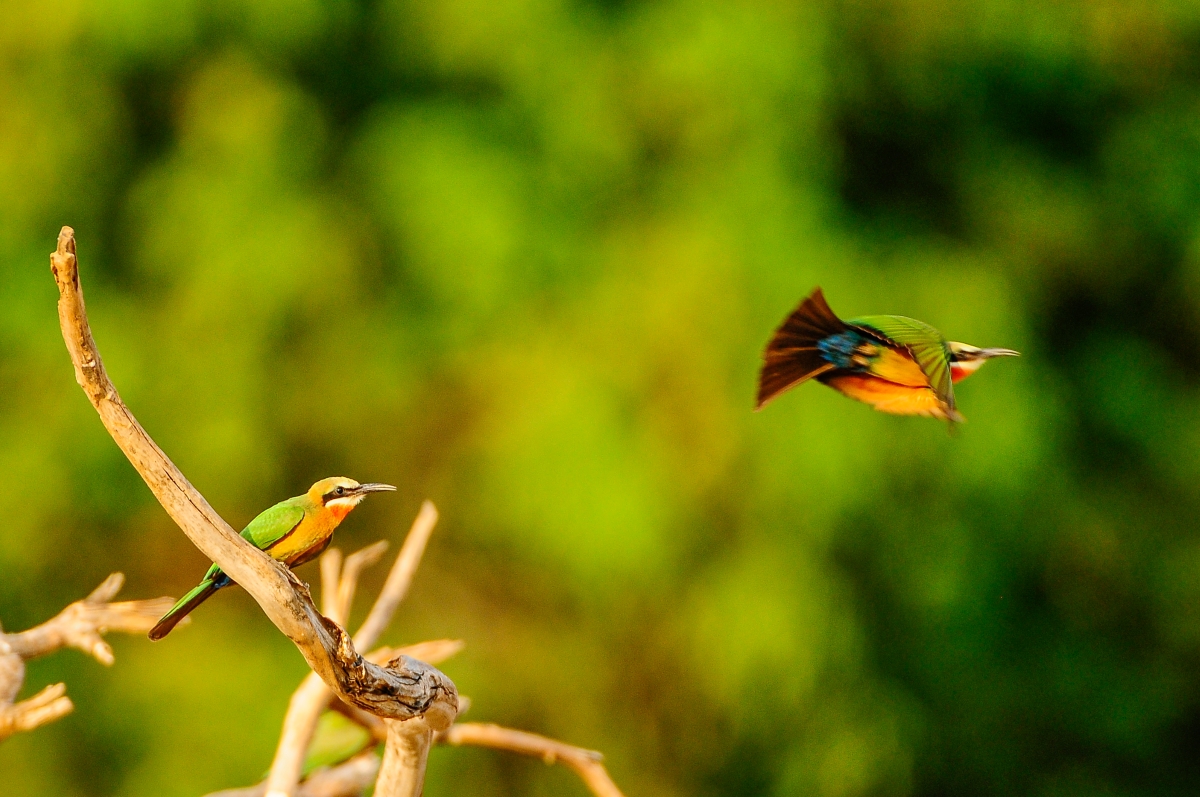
[328,502,356,523]
[950,360,984,383]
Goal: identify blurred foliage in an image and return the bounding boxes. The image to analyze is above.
[2,0,1200,795]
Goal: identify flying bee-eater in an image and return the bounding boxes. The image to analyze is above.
[149,477,397,640]
[756,287,1018,422]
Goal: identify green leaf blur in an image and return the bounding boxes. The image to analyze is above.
[1,1,1198,795]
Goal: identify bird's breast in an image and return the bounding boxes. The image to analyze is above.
[823,373,950,418]
[269,511,343,566]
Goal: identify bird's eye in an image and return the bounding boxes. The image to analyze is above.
[336,486,345,496]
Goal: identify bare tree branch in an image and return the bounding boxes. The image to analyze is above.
[320,550,344,620]
[5,574,173,664]
[0,683,74,741]
[268,539,390,797]
[354,501,438,651]
[376,717,437,797]
[306,712,627,797]
[49,229,458,786]
[443,724,625,797]
[335,541,389,625]
[0,573,180,742]
[265,514,441,797]
[207,751,381,797]
[365,639,465,668]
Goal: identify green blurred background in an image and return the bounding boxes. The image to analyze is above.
[2,0,1200,795]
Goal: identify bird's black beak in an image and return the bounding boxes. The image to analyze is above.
[356,483,397,494]
[979,348,1020,359]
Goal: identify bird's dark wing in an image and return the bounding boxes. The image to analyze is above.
[849,314,956,415]
[241,501,307,551]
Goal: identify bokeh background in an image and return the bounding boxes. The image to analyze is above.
[3,1,1200,795]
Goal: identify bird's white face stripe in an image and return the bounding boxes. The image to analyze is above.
[952,358,986,376]
[326,495,365,512]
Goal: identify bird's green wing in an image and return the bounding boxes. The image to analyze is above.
[240,500,306,551]
[849,314,956,413]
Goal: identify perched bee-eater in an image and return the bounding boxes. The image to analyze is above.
[149,477,396,640]
[756,287,1018,422]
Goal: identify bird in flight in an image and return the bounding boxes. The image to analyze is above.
[149,477,396,640]
[756,288,1018,422]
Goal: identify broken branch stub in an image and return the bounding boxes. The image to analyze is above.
[49,227,457,726]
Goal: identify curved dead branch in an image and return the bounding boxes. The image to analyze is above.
[49,228,457,762]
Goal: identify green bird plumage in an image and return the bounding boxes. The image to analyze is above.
[149,477,396,640]
[756,288,1019,421]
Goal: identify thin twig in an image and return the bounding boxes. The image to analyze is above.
[5,573,175,664]
[50,229,457,771]
[0,683,74,741]
[335,541,389,624]
[0,573,179,741]
[206,751,381,797]
[443,723,625,797]
[320,550,344,620]
[354,501,438,651]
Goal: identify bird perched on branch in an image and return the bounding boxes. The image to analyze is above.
[756,287,1018,422]
[149,477,396,640]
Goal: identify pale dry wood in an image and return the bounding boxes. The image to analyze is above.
[354,501,438,651]
[0,683,74,740]
[376,717,436,797]
[49,229,457,793]
[320,550,344,619]
[0,573,180,742]
[269,540,387,797]
[0,636,22,706]
[335,541,389,624]
[318,710,626,797]
[236,638,467,797]
[265,509,441,797]
[5,574,174,664]
[207,751,381,797]
[366,639,465,667]
[443,723,624,797]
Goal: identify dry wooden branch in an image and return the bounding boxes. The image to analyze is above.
[266,512,439,797]
[334,541,388,625]
[443,724,624,797]
[208,751,381,797]
[0,573,174,741]
[320,550,344,620]
[50,228,457,792]
[0,683,73,740]
[292,713,627,797]
[354,502,438,651]
[5,574,171,664]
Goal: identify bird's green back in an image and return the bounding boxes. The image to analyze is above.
[849,314,955,411]
[200,497,309,581]
[241,497,309,549]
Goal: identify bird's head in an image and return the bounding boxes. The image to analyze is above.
[947,342,1019,383]
[307,477,397,520]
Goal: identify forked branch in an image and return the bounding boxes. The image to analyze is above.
[49,228,457,790]
[0,574,174,741]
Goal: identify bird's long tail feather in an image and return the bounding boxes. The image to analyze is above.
[756,287,848,409]
[148,578,221,641]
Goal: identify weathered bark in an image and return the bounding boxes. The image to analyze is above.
[50,228,457,792]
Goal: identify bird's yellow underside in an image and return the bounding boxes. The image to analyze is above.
[267,502,354,565]
[825,374,953,419]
